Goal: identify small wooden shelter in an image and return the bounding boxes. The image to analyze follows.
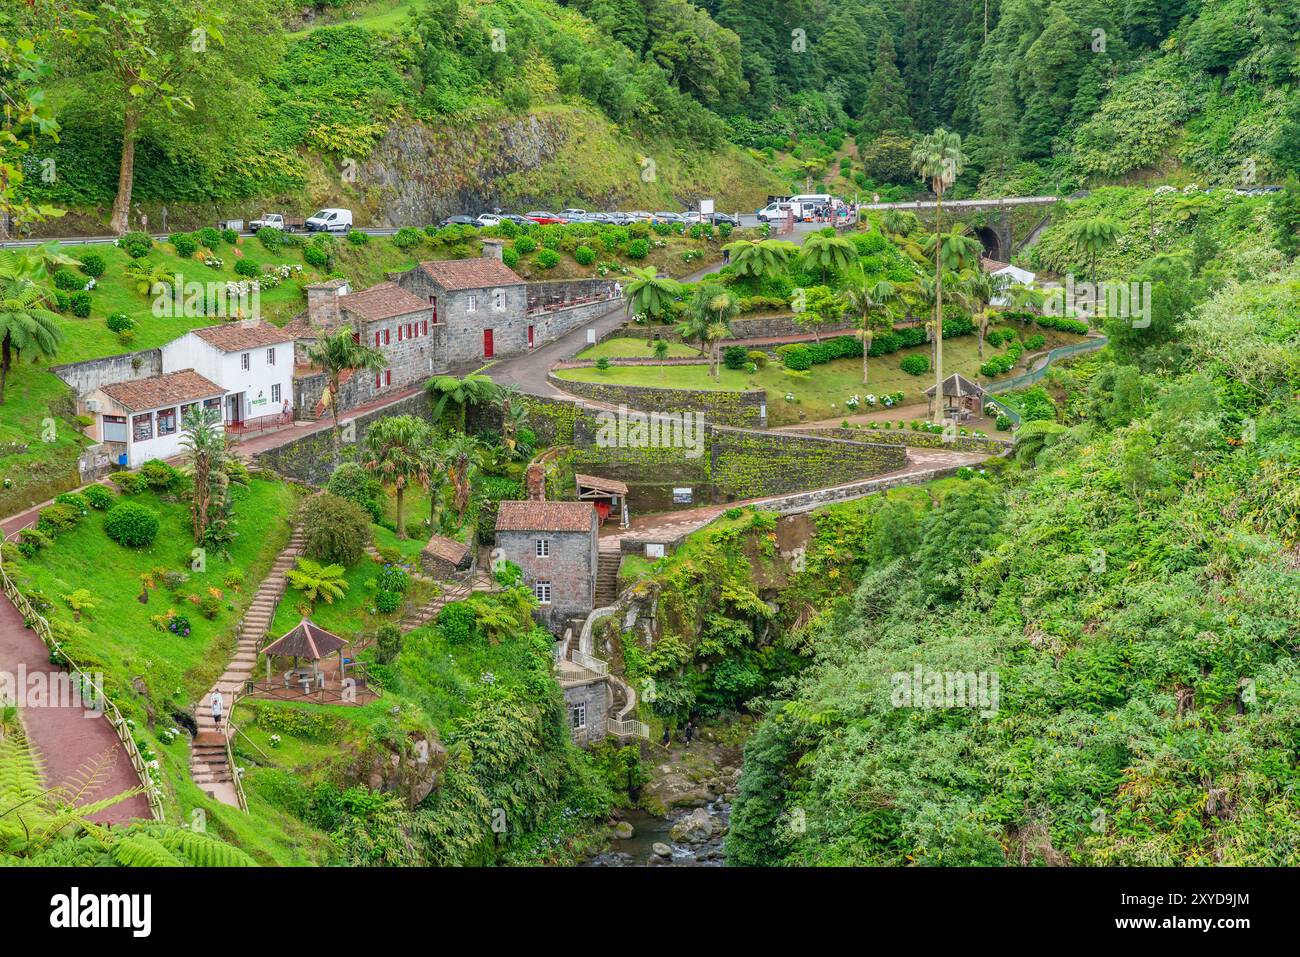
[923,373,986,421]
[261,618,349,685]
[576,473,629,527]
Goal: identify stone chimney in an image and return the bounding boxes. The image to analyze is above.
[524,462,546,501]
[481,238,505,262]
[305,279,349,330]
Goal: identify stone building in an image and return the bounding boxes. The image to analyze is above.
[394,246,529,364]
[495,500,598,630]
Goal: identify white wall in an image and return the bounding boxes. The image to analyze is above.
[160,333,294,420]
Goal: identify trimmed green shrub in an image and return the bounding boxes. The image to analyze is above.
[303,244,329,268]
[111,472,147,494]
[574,245,596,265]
[120,232,153,258]
[234,258,258,278]
[900,354,930,375]
[1024,334,1047,350]
[69,291,91,318]
[37,504,81,533]
[104,501,160,547]
[501,247,520,268]
[436,601,476,643]
[535,248,561,269]
[78,253,106,278]
[299,492,372,567]
[375,623,402,664]
[83,485,115,510]
[221,228,239,245]
[995,414,1012,431]
[347,229,370,245]
[724,345,749,369]
[513,235,537,254]
[106,312,135,334]
[52,269,84,291]
[256,226,284,250]
[374,590,402,614]
[393,226,423,250]
[170,232,198,258]
[196,227,222,249]
[139,459,180,489]
[626,238,650,259]
[746,350,769,368]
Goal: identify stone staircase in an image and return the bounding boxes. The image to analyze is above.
[190,525,306,806]
[595,539,621,607]
[400,581,471,631]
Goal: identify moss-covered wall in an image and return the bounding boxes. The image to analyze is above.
[546,373,765,428]
[253,391,433,485]
[709,428,907,500]
[791,427,1012,455]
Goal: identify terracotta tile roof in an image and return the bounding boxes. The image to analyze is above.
[338,282,430,322]
[981,256,1010,272]
[191,321,293,352]
[575,473,629,495]
[100,369,224,412]
[417,258,524,291]
[421,533,470,566]
[496,500,596,533]
[261,619,348,660]
[280,316,315,339]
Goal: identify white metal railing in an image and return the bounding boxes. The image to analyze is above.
[569,649,609,676]
[607,718,650,740]
[0,524,164,821]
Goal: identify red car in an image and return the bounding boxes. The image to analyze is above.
[525,211,568,225]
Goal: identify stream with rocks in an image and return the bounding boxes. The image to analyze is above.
[585,721,746,867]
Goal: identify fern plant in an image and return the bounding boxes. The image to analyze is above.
[286,557,348,609]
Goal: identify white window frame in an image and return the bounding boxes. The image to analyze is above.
[241,352,250,371]
[536,538,550,557]
[266,347,276,366]
[534,581,551,604]
[569,703,587,730]
[493,288,506,312]
[466,293,478,312]
[271,383,281,404]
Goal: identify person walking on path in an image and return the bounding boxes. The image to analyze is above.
[211,690,224,728]
[684,719,695,747]
[661,725,671,749]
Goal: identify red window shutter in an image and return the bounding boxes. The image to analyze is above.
[423,320,428,336]
[384,329,390,345]
[374,331,380,347]
[386,369,392,386]
[352,332,360,345]
[398,326,403,342]
[375,372,381,389]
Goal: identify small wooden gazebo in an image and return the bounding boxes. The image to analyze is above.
[923,373,986,421]
[261,618,349,687]
[576,473,629,527]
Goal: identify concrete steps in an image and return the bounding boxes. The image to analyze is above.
[187,525,305,807]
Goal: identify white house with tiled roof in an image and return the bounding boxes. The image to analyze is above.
[86,369,225,467]
[160,321,295,426]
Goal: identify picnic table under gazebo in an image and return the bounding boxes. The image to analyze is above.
[923,373,986,422]
[260,618,349,689]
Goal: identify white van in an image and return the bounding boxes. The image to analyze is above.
[757,201,796,223]
[305,208,353,232]
[790,193,834,206]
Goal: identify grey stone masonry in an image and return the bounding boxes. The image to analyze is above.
[495,509,598,630]
[395,260,529,368]
[562,678,608,745]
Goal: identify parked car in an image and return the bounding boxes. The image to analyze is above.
[625,211,656,222]
[305,208,353,232]
[559,208,589,220]
[585,212,615,224]
[249,212,305,233]
[605,212,635,226]
[706,212,740,227]
[526,211,568,224]
[501,214,535,226]
[474,213,503,227]
[438,215,480,227]
[653,212,686,224]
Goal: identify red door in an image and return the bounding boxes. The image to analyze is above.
[484,329,494,358]
[527,325,534,349]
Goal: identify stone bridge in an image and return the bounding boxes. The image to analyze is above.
[862,195,1061,262]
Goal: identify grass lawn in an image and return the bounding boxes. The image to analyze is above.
[11,478,298,706]
[556,330,1088,426]
[577,338,701,359]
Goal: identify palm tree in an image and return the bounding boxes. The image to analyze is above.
[911,128,965,423]
[0,251,65,405]
[425,373,498,432]
[361,415,430,540]
[954,270,1011,359]
[799,232,859,284]
[440,432,482,523]
[690,285,737,377]
[723,239,799,281]
[841,278,900,386]
[286,557,348,609]
[304,327,385,464]
[496,385,529,453]
[179,406,228,543]
[624,265,682,323]
[674,307,712,358]
[1065,215,1121,283]
[1006,283,1045,318]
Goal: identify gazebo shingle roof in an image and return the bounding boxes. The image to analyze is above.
[923,373,986,398]
[261,619,348,660]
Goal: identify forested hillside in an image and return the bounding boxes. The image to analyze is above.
[7,0,1300,234]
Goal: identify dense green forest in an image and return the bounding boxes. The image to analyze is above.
[6,0,1300,227]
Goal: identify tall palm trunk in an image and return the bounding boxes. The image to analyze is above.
[0,336,11,405]
[395,486,406,540]
[933,191,944,424]
[109,107,140,235]
[862,319,872,386]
